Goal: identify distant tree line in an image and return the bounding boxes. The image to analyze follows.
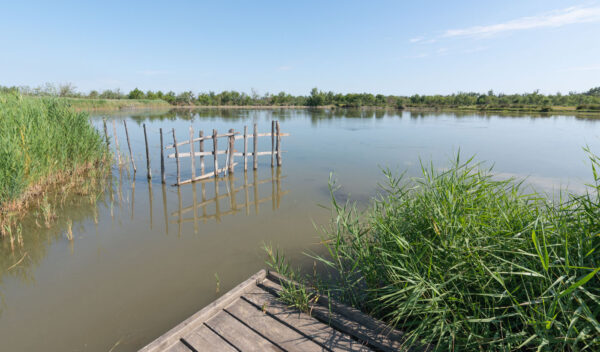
[2,83,600,110]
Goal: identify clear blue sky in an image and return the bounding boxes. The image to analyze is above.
[1,0,599,95]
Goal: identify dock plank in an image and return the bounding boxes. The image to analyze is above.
[205,310,283,352]
[242,286,373,352]
[225,298,326,352]
[164,341,192,352]
[182,325,237,352]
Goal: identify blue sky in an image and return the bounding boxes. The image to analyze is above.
[1,0,599,95]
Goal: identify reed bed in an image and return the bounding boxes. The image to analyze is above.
[268,152,600,351]
[0,92,107,231]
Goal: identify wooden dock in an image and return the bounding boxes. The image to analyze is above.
[139,270,410,352]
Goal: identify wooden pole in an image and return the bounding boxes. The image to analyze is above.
[253,123,258,170]
[102,119,109,149]
[124,120,136,173]
[271,120,275,167]
[173,129,180,185]
[160,128,165,184]
[112,120,121,165]
[276,121,282,166]
[212,129,218,178]
[189,126,196,180]
[228,128,235,174]
[243,125,248,171]
[143,123,151,179]
[199,130,205,176]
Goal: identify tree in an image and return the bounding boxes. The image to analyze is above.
[128,88,145,99]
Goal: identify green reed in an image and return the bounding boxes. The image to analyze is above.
[0,92,106,211]
[269,151,600,351]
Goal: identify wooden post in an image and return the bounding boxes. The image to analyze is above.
[212,129,218,177]
[243,125,248,171]
[276,121,282,166]
[271,120,275,167]
[253,123,258,170]
[173,129,180,185]
[199,130,205,176]
[189,126,196,180]
[112,120,121,165]
[102,119,109,149]
[228,128,235,174]
[124,120,136,173]
[143,123,151,179]
[160,128,165,184]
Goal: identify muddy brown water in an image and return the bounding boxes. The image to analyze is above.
[1,108,599,351]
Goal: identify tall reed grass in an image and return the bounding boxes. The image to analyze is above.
[269,152,600,351]
[0,92,107,216]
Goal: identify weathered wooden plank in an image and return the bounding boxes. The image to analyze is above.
[260,276,408,352]
[253,123,258,170]
[169,151,283,159]
[182,325,237,352]
[164,341,192,352]
[234,132,290,140]
[205,310,284,352]
[173,129,181,185]
[160,128,165,184]
[124,120,136,173]
[144,123,152,179]
[276,121,282,166]
[271,120,275,167]
[242,286,373,352]
[177,163,237,186]
[228,128,235,174]
[199,130,205,176]
[225,298,325,352]
[165,132,239,149]
[212,129,218,178]
[138,270,267,352]
[243,125,248,171]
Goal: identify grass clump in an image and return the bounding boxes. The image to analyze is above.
[270,153,600,351]
[0,92,107,226]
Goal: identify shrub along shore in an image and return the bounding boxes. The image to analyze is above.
[268,153,600,351]
[3,84,600,113]
[0,92,108,232]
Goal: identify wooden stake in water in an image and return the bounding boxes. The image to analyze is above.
[271,120,275,167]
[253,123,258,170]
[124,120,136,173]
[112,120,121,165]
[212,129,218,177]
[199,130,205,176]
[102,119,109,149]
[143,123,151,179]
[276,121,282,166]
[228,128,235,174]
[189,126,196,180]
[243,125,248,171]
[160,128,165,184]
[173,129,180,185]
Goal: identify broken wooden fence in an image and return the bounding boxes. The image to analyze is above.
[164,121,288,186]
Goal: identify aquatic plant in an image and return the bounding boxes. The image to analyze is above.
[269,151,600,351]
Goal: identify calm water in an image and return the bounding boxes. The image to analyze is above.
[1,108,599,351]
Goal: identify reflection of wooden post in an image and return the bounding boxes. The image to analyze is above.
[189,126,195,180]
[214,177,221,223]
[228,128,235,174]
[212,129,218,177]
[199,130,205,176]
[243,126,248,171]
[276,121,282,166]
[253,170,259,214]
[160,128,165,184]
[201,182,207,223]
[112,120,121,165]
[124,120,136,173]
[229,175,236,211]
[253,123,258,170]
[177,186,182,237]
[173,129,180,185]
[162,183,169,235]
[192,182,198,234]
[148,181,153,229]
[271,167,276,210]
[271,120,275,167]
[143,123,151,179]
[244,172,250,216]
[131,180,135,220]
[276,166,281,208]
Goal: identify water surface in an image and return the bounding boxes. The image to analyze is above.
[0,108,599,351]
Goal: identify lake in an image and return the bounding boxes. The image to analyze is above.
[0,108,599,351]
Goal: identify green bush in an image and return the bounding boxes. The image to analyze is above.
[0,92,106,205]
[272,153,600,351]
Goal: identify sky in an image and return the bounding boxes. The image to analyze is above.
[0,0,599,96]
